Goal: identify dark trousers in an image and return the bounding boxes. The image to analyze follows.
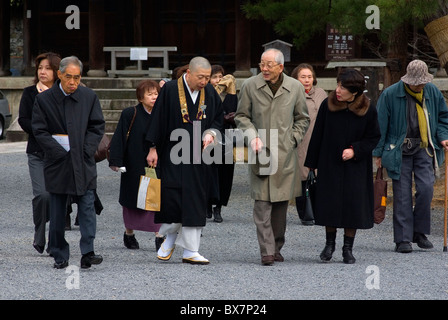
[49,189,97,263]
[392,148,434,243]
[27,153,50,247]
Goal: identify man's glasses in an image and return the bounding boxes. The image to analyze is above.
[259,62,280,70]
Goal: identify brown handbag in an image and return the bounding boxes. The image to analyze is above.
[373,167,387,224]
[94,133,111,162]
[95,106,137,162]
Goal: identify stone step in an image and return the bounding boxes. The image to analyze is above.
[105,121,119,133]
[100,99,138,110]
[93,88,136,100]
[102,110,123,122]
[6,85,143,140]
[82,77,159,89]
[100,99,138,133]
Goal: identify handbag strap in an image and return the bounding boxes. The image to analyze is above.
[306,169,317,189]
[308,169,316,180]
[126,106,137,141]
[376,167,383,180]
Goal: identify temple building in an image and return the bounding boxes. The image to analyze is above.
[0,0,333,78]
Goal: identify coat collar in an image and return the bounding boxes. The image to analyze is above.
[305,86,315,99]
[328,90,370,116]
[255,72,292,98]
[51,79,81,103]
[396,80,432,102]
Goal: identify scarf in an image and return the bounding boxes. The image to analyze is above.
[266,73,283,96]
[404,84,428,148]
[215,74,236,95]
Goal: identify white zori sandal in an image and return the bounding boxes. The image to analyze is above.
[182,254,210,265]
[157,243,175,261]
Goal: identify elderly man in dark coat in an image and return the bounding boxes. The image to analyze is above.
[32,56,105,269]
[146,57,223,265]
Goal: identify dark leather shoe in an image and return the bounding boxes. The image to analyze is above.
[206,205,213,219]
[413,233,433,249]
[53,260,69,269]
[123,232,139,249]
[261,255,274,266]
[320,244,335,262]
[395,242,412,253]
[301,219,315,226]
[342,235,356,264]
[81,252,103,269]
[274,252,284,262]
[320,231,336,262]
[213,207,223,223]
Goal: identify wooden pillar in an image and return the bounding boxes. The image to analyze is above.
[87,0,107,77]
[22,0,34,76]
[233,0,252,78]
[133,0,142,46]
[0,0,11,76]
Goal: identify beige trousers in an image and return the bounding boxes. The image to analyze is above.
[253,200,288,257]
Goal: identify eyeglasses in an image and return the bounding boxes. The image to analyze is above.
[259,62,279,70]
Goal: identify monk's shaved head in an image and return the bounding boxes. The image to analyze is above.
[189,57,211,73]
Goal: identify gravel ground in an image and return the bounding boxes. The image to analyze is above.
[1,142,447,310]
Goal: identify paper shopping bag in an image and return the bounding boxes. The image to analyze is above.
[137,175,161,211]
[233,146,248,163]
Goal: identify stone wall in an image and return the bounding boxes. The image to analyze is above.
[10,7,24,76]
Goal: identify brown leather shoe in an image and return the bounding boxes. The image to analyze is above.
[274,252,284,262]
[261,255,274,266]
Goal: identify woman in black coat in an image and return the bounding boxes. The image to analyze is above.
[18,52,61,254]
[109,80,164,250]
[304,68,380,264]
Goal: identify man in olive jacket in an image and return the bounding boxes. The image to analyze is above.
[235,48,309,265]
[32,56,105,269]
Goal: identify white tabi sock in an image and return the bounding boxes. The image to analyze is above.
[163,232,177,250]
[183,249,197,259]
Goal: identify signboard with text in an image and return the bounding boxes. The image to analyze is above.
[325,25,355,60]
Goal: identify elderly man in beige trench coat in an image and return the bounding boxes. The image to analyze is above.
[235,48,309,265]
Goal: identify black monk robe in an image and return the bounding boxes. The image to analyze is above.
[146,77,223,227]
